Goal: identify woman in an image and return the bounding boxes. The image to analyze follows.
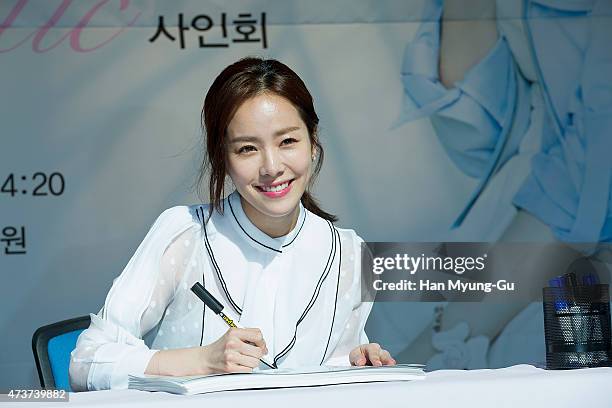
[69,57,395,391]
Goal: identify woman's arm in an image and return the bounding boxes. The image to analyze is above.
[439,0,498,88]
[145,327,267,376]
[70,211,269,390]
[69,217,195,390]
[324,230,395,367]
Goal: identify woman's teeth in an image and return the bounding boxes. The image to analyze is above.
[260,181,289,192]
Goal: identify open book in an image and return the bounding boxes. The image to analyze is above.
[128,364,425,395]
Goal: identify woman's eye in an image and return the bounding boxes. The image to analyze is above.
[281,138,297,146]
[237,145,256,154]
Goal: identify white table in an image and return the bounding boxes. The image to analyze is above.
[4,365,612,407]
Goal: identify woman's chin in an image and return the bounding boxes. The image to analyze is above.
[257,200,301,219]
[238,181,306,224]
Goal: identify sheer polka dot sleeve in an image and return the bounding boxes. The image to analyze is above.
[323,230,373,366]
[69,206,200,391]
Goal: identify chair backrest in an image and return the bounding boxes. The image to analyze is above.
[32,316,90,391]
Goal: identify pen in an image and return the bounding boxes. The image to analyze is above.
[190,282,276,369]
[549,275,574,344]
[548,277,568,311]
[582,272,603,363]
[562,272,583,352]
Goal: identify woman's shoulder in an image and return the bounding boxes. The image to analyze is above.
[304,209,365,248]
[154,205,203,224]
[334,226,364,247]
[149,204,214,237]
[142,204,221,258]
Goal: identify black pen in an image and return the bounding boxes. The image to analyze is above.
[190,282,276,369]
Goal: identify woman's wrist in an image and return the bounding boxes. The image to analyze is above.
[145,347,212,377]
[144,351,158,376]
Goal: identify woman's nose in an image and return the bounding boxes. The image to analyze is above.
[259,149,283,177]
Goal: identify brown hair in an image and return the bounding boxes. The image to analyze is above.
[197,57,337,223]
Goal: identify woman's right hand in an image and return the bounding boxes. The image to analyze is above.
[199,327,268,373]
[145,327,268,377]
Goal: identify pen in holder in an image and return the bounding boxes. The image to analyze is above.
[542,283,612,369]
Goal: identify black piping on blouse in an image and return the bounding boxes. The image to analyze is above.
[227,194,307,253]
[273,219,339,367]
[320,226,342,364]
[195,207,206,346]
[196,206,243,316]
[195,204,340,367]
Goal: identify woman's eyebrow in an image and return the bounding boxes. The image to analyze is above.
[273,126,301,137]
[229,126,302,143]
[229,136,259,144]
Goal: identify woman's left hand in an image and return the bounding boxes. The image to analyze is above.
[349,343,396,366]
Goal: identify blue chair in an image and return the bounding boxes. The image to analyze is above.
[32,316,90,391]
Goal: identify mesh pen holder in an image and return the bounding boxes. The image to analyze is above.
[543,284,612,369]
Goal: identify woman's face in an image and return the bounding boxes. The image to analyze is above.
[226,93,314,234]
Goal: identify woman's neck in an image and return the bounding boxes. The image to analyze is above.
[240,195,300,238]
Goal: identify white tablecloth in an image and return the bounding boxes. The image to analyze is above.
[4,365,612,407]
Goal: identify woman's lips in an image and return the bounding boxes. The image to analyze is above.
[255,179,294,198]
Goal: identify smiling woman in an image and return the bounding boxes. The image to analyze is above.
[199,58,336,232]
[68,57,395,391]
[226,94,313,238]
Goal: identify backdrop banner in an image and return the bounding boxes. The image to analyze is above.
[2,0,611,389]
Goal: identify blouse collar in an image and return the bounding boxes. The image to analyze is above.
[226,190,307,253]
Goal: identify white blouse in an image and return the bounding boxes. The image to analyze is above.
[69,191,371,391]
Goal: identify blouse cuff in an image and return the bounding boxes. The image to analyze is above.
[88,344,158,390]
[85,313,159,390]
[112,347,159,389]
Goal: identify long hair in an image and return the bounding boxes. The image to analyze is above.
[197,57,337,222]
